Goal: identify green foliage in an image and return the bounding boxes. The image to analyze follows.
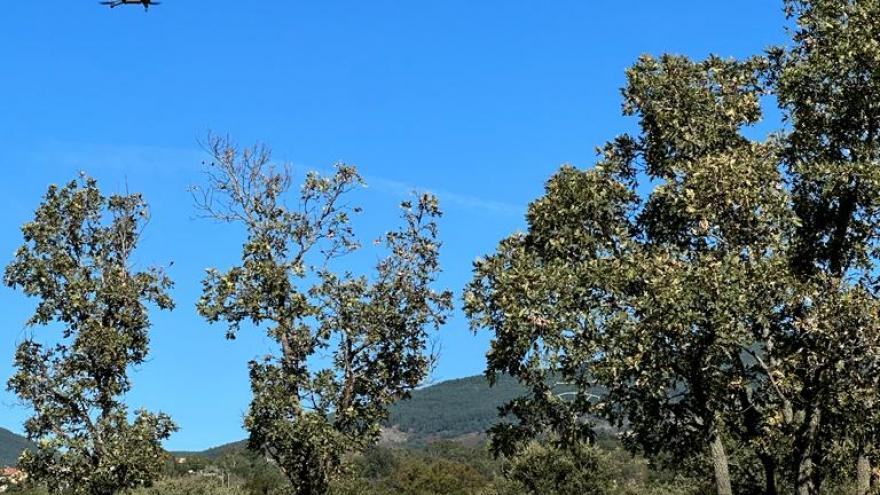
[329,442,495,495]
[126,476,248,495]
[215,448,288,495]
[78,434,765,495]
[4,176,176,495]
[3,483,50,495]
[4,4,879,495]
[465,2,880,495]
[493,441,610,495]
[166,446,289,495]
[386,374,527,443]
[0,428,33,467]
[172,440,248,461]
[373,455,488,495]
[195,135,453,494]
[328,436,707,495]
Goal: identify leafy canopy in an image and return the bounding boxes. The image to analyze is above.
[195,136,453,495]
[4,176,176,495]
[466,2,880,494]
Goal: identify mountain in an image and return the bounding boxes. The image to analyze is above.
[180,374,528,456]
[0,428,33,467]
[385,374,526,444]
[4,374,534,460]
[173,439,248,460]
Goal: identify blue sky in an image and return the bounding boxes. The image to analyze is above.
[1,1,787,450]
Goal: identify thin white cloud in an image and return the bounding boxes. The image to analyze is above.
[365,175,523,218]
[27,142,524,218]
[30,142,204,178]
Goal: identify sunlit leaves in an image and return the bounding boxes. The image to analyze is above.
[195,136,452,495]
[4,176,176,495]
[466,3,880,494]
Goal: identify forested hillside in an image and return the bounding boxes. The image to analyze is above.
[2,374,527,464]
[385,374,525,443]
[0,428,32,467]
[179,374,531,456]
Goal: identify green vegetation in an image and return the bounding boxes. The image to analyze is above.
[0,428,33,467]
[0,373,567,467]
[4,177,176,495]
[0,376,869,494]
[465,1,880,495]
[385,374,525,443]
[146,436,704,495]
[193,136,453,494]
[4,1,880,494]
[171,440,248,461]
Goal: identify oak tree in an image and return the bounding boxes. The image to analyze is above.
[194,136,453,495]
[4,176,177,495]
[466,2,880,494]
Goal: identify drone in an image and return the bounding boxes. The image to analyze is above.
[100,0,160,10]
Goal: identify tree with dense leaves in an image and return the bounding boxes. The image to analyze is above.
[4,176,177,495]
[466,2,880,495]
[767,1,880,493]
[465,57,787,495]
[194,135,453,495]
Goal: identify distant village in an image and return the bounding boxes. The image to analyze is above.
[0,459,227,493]
[0,467,25,493]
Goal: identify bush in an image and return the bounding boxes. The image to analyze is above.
[496,441,610,495]
[127,476,248,495]
[3,483,49,495]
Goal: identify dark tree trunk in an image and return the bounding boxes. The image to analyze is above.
[710,434,733,495]
[759,453,778,495]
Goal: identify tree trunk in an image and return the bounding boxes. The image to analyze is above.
[857,453,871,495]
[795,406,821,495]
[759,453,778,495]
[710,434,733,495]
[796,456,815,495]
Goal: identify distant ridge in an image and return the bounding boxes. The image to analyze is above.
[0,428,33,467]
[174,374,526,456]
[5,374,530,460]
[172,439,248,459]
[385,374,526,444]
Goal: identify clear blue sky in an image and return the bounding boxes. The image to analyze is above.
[0,1,787,451]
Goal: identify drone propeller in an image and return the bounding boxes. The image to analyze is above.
[99,0,162,8]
